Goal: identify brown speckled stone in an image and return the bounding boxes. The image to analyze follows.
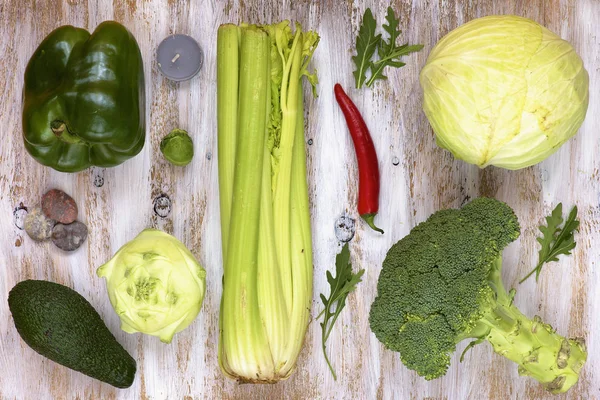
[42,189,78,224]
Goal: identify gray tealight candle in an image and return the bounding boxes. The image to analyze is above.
[157,34,203,81]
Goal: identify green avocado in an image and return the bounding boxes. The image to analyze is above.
[8,280,136,388]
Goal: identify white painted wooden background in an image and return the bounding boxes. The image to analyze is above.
[1,0,598,399]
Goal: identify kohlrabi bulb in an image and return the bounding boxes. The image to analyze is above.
[97,229,206,343]
[420,15,589,170]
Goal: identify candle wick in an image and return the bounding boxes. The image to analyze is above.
[171,53,180,63]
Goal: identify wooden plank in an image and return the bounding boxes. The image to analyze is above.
[0,0,597,398]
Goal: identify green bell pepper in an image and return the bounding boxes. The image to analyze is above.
[22,21,145,172]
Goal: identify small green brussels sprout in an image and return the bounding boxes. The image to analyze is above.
[160,129,194,166]
[97,229,206,343]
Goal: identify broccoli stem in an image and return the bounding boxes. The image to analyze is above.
[472,258,587,394]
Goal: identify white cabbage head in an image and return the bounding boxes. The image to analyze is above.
[420,15,589,170]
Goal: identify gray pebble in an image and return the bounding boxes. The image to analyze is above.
[24,207,55,241]
[52,221,88,251]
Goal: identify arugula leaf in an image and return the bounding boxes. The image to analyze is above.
[519,203,580,283]
[318,243,365,380]
[352,7,423,89]
[352,8,381,89]
[365,7,424,87]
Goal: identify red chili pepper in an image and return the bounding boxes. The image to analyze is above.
[334,83,383,234]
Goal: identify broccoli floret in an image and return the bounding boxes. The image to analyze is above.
[369,198,587,394]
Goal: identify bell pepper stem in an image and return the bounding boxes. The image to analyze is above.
[361,213,384,234]
[50,120,82,144]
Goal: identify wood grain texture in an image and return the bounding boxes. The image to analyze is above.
[0,0,598,398]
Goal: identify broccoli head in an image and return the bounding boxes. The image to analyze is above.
[369,197,587,394]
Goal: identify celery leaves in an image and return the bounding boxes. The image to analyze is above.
[318,243,365,380]
[353,7,423,89]
[520,203,579,283]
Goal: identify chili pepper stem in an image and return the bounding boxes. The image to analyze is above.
[361,213,384,234]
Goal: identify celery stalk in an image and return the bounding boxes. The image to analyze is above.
[280,89,313,374]
[217,21,319,383]
[257,33,289,371]
[219,26,273,380]
[256,134,289,372]
[217,24,239,261]
[272,29,304,310]
[216,24,239,377]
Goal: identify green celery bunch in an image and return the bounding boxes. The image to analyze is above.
[217,21,318,383]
